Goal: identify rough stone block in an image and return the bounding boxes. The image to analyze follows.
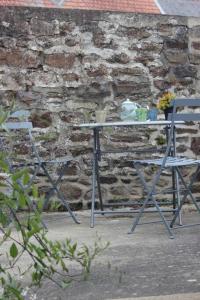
[173,65,197,78]
[44,53,76,69]
[107,53,130,64]
[31,112,52,128]
[164,50,188,64]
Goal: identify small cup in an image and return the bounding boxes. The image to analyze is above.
[148,108,158,121]
[136,108,148,121]
[95,110,107,123]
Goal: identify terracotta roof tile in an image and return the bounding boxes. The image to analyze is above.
[0,0,160,14]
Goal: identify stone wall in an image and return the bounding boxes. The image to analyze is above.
[0,7,200,209]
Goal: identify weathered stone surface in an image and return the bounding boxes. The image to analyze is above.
[157,24,174,37]
[149,66,169,77]
[153,80,170,90]
[164,39,188,50]
[70,146,93,156]
[100,175,118,184]
[113,80,151,97]
[191,41,200,50]
[189,53,200,64]
[0,19,30,37]
[178,77,194,86]
[63,73,79,82]
[172,65,197,78]
[44,53,76,69]
[58,111,83,123]
[31,112,52,128]
[30,18,56,36]
[59,21,75,34]
[189,26,200,38]
[191,137,200,155]
[110,186,130,196]
[134,54,155,65]
[0,7,200,207]
[164,50,188,64]
[63,163,80,176]
[69,132,91,142]
[177,144,188,153]
[107,53,130,64]
[86,65,108,77]
[111,67,144,77]
[64,35,79,47]
[116,25,151,39]
[0,49,39,68]
[110,134,144,143]
[129,42,162,53]
[93,29,117,49]
[60,183,82,201]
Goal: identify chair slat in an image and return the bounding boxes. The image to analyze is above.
[2,122,33,130]
[173,98,200,107]
[10,110,30,118]
[168,113,200,121]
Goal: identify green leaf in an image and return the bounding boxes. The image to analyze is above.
[32,185,38,198]
[11,169,25,182]
[22,171,30,185]
[6,285,24,300]
[0,210,8,227]
[10,243,18,258]
[18,193,26,208]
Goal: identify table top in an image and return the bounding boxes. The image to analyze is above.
[73,120,184,128]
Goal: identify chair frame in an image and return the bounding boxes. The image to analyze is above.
[129,99,200,238]
[1,110,79,224]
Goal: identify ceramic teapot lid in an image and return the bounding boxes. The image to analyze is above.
[122,98,132,104]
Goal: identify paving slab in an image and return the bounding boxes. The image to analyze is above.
[2,210,200,299]
[34,211,200,300]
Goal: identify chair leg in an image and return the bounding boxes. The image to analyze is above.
[128,196,150,233]
[41,164,80,224]
[170,166,200,228]
[151,196,174,239]
[130,165,174,239]
[177,166,200,213]
[43,162,69,210]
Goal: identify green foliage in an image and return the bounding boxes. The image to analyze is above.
[0,107,109,299]
[155,135,166,145]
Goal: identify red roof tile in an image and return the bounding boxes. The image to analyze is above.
[0,0,160,14]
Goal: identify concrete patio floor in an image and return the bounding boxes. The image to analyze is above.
[2,210,200,299]
[28,210,200,300]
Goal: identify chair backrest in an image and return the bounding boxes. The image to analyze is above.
[169,98,200,122]
[1,110,32,131]
[0,109,40,165]
[165,98,200,159]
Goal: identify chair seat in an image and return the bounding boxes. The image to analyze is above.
[12,156,73,167]
[133,156,200,167]
[39,156,73,165]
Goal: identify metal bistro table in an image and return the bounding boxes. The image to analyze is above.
[74,120,184,227]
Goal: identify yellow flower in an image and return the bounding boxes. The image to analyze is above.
[156,91,176,111]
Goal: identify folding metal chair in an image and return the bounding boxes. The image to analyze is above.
[1,110,79,224]
[129,99,200,238]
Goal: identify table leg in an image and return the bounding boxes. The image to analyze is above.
[90,128,104,228]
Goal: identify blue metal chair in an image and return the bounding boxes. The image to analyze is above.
[1,110,79,224]
[129,99,200,238]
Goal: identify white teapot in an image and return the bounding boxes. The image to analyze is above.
[120,99,141,121]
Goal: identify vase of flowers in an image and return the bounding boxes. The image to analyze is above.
[156,91,176,120]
